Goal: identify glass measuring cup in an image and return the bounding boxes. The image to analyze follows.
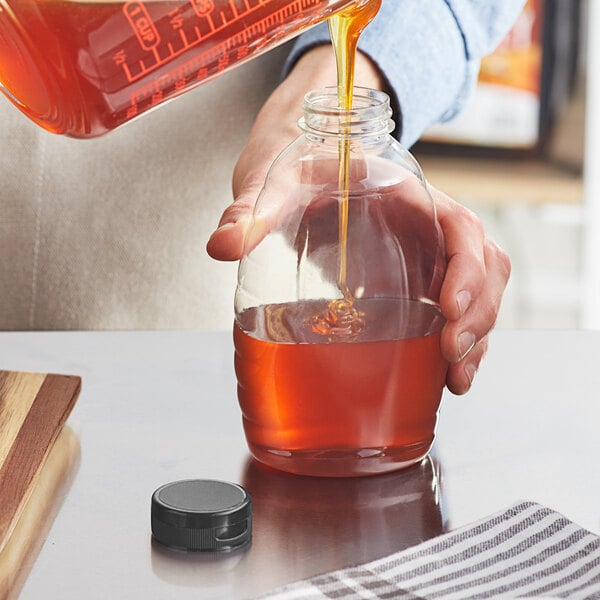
[0,0,364,138]
[234,88,449,477]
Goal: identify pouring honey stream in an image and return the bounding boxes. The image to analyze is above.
[310,0,382,339]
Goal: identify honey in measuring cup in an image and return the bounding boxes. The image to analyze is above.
[0,0,363,137]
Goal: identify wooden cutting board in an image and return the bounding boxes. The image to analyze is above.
[0,426,80,600]
[0,371,81,554]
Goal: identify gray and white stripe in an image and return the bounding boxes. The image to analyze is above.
[257,502,600,599]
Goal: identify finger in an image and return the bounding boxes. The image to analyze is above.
[446,335,489,395]
[440,238,511,363]
[431,186,487,322]
[208,154,370,262]
[206,188,257,261]
[207,169,299,262]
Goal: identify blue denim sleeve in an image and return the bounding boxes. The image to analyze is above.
[283,0,526,147]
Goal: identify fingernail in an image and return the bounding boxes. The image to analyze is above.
[464,363,478,386]
[458,331,476,360]
[456,290,472,317]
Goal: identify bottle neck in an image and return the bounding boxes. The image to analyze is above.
[299,87,394,140]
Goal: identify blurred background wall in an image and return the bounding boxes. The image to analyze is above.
[413,0,592,329]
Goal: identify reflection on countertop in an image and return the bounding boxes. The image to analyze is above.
[151,456,445,599]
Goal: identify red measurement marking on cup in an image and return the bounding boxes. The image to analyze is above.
[121,0,267,83]
[124,0,326,117]
[123,1,160,50]
[191,0,216,17]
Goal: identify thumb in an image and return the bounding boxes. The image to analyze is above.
[207,160,291,261]
[206,191,256,261]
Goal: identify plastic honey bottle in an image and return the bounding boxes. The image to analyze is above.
[234,86,449,477]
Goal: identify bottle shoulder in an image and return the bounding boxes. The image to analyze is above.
[268,133,425,188]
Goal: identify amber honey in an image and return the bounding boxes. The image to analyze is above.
[311,0,381,337]
[329,1,382,296]
[235,299,448,477]
[0,0,356,136]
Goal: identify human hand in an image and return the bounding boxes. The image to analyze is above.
[206,45,383,260]
[206,47,510,397]
[432,185,511,395]
[286,177,511,398]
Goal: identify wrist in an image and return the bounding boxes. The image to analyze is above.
[287,44,385,91]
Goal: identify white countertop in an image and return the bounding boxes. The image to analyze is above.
[1,329,599,599]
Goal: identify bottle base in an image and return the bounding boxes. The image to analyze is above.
[247,440,434,477]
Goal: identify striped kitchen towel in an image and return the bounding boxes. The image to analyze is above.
[257,501,600,599]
